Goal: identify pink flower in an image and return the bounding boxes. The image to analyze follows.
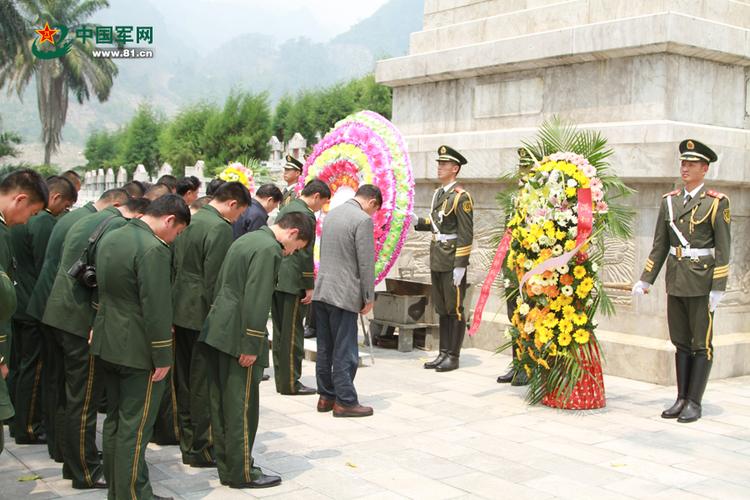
[595,201,608,212]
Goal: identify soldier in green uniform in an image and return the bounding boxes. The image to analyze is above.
[272,179,330,395]
[280,155,302,207]
[43,197,142,490]
[197,211,313,489]
[172,182,250,468]
[28,188,129,462]
[0,270,16,456]
[0,169,48,453]
[413,146,474,372]
[633,139,731,423]
[9,176,77,444]
[90,195,190,500]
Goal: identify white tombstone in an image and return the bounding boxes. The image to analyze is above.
[116,166,128,187]
[157,163,173,179]
[105,168,115,190]
[268,136,283,162]
[96,168,105,193]
[133,164,149,183]
[287,132,307,161]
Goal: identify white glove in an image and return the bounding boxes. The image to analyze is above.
[409,213,418,227]
[631,280,650,296]
[453,267,466,287]
[709,291,724,312]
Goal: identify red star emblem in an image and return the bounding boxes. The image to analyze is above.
[35,22,59,46]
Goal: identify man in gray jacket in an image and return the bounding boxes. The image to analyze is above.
[313,185,381,417]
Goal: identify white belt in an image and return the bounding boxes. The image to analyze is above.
[670,246,714,259]
[433,233,457,243]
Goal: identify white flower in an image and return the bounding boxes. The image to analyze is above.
[531,243,540,253]
[592,319,599,327]
[567,178,578,188]
[552,245,563,256]
[524,260,533,270]
[538,236,550,247]
[562,285,574,296]
[516,296,524,306]
[503,278,511,288]
[519,303,530,315]
[557,264,569,274]
[524,321,535,333]
[591,262,599,272]
[569,227,578,238]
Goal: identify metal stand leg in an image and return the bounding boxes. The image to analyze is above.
[360,314,375,365]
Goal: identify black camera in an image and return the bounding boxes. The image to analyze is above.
[67,259,98,288]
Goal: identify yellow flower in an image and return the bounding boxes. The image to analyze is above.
[558,331,572,346]
[550,298,563,312]
[549,343,558,356]
[573,329,590,344]
[543,312,558,328]
[580,277,594,290]
[537,357,550,370]
[564,240,576,251]
[558,319,573,335]
[536,327,553,344]
[562,305,576,319]
[555,230,566,241]
[565,187,576,198]
[573,312,588,326]
[573,266,586,279]
[575,286,590,299]
[524,365,532,377]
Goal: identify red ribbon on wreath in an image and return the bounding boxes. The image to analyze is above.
[467,229,512,337]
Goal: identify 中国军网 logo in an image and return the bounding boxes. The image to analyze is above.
[32,22,154,60]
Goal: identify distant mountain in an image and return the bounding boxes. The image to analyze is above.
[0,0,424,167]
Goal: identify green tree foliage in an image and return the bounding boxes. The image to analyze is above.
[202,91,272,174]
[271,94,292,143]
[83,129,121,170]
[159,103,218,176]
[119,103,162,175]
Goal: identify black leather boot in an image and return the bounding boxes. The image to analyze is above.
[662,351,691,418]
[424,316,449,369]
[497,367,514,384]
[436,318,463,372]
[678,354,712,423]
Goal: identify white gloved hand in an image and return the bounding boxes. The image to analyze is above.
[453,267,466,287]
[631,280,650,296]
[709,291,724,312]
[409,213,418,227]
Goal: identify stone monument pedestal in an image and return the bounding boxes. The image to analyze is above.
[377,0,750,384]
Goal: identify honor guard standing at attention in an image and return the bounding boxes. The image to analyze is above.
[413,146,474,372]
[633,139,731,423]
[281,155,303,207]
[272,179,330,395]
[172,182,250,468]
[9,176,77,445]
[196,212,313,489]
[0,169,48,454]
[90,195,190,500]
[27,188,128,462]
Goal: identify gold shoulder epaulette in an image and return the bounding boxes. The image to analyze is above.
[706,189,726,200]
[663,189,680,198]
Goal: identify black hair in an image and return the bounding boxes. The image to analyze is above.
[190,196,212,211]
[144,183,171,201]
[156,174,177,192]
[0,168,49,207]
[61,170,82,189]
[122,181,146,198]
[206,178,225,196]
[211,181,251,206]
[300,178,331,199]
[355,184,382,208]
[275,211,314,243]
[255,183,282,203]
[189,175,201,190]
[176,177,199,196]
[46,175,78,203]
[144,193,191,226]
[125,197,150,214]
[98,188,130,205]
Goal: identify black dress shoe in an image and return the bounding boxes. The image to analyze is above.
[661,398,687,419]
[424,353,446,369]
[72,480,107,489]
[15,435,47,445]
[435,355,459,372]
[288,384,316,396]
[154,495,174,500]
[190,459,217,468]
[228,472,282,489]
[304,326,316,339]
[261,373,270,381]
[677,400,702,423]
[497,368,514,383]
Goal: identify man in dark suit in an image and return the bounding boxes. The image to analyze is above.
[232,183,282,239]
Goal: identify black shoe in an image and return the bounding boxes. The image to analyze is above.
[190,459,217,468]
[72,480,107,490]
[154,496,174,500]
[424,353,446,369]
[228,472,282,489]
[287,383,316,396]
[304,326,316,339]
[497,368,514,384]
[15,435,47,445]
[262,373,270,381]
[661,398,687,419]
[511,371,529,386]
[677,400,702,423]
[435,355,459,372]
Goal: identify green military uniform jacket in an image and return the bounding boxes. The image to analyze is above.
[414,183,474,272]
[90,219,174,371]
[199,226,282,365]
[27,202,97,321]
[10,210,56,322]
[281,186,297,208]
[0,269,16,419]
[641,186,731,297]
[43,207,126,338]
[275,198,314,293]
[0,213,15,362]
[172,205,233,331]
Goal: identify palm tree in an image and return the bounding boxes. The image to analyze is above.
[0,0,118,165]
[0,0,28,63]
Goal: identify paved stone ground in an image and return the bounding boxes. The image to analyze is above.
[2,345,750,499]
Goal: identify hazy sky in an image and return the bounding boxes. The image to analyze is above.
[150,0,392,50]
